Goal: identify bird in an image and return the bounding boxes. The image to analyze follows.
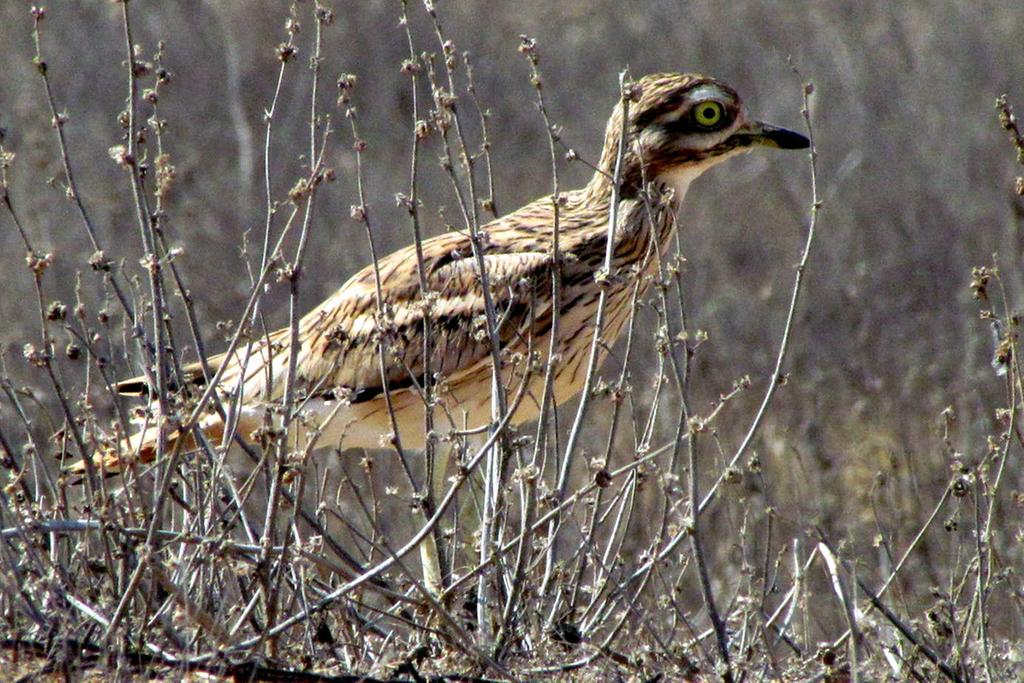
[66,72,809,479]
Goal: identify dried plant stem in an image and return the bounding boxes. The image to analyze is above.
[6,4,1020,679]
[30,11,149,366]
[434,11,509,639]
[398,0,449,596]
[541,70,631,606]
[492,35,564,658]
[224,377,533,653]
[699,78,821,516]
[256,4,331,657]
[818,536,966,683]
[345,98,445,599]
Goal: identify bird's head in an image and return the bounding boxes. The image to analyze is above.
[591,72,809,200]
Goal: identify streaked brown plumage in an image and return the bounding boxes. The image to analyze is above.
[69,72,808,477]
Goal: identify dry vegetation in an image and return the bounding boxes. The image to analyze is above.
[1,1,1023,681]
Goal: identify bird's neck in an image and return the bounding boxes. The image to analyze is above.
[581,159,696,209]
[581,126,701,208]
[569,155,687,260]
[581,141,638,203]
[653,164,701,205]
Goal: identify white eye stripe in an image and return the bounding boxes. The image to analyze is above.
[687,84,728,103]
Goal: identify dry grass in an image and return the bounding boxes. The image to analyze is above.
[1,1,1023,681]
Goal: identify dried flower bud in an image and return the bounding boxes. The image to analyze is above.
[108,145,133,168]
[747,452,762,472]
[26,251,54,276]
[288,177,310,203]
[155,153,176,199]
[622,81,643,103]
[23,343,49,368]
[518,36,539,65]
[996,95,1014,131]
[138,252,160,274]
[970,266,990,300]
[276,43,297,63]
[132,60,152,78]
[89,250,112,272]
[337,73,357,91]
[951,475,970,498]
[315,6,333,24]
[394,193,414,213]
[46,301,67,321]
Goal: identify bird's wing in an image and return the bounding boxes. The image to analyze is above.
[115,227,556,407]
[115,356,225,397]
[287,233,554,404]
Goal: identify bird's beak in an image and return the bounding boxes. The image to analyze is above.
[740,120,810,150]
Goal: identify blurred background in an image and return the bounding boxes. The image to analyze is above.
[1,0,1022,641]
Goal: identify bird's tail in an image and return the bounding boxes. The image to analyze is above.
[64,357,236,481]
[63,414,227,482]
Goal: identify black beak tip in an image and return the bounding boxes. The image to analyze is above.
[766,127,810,150]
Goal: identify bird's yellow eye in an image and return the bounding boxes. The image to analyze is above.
[693,101,724,128]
